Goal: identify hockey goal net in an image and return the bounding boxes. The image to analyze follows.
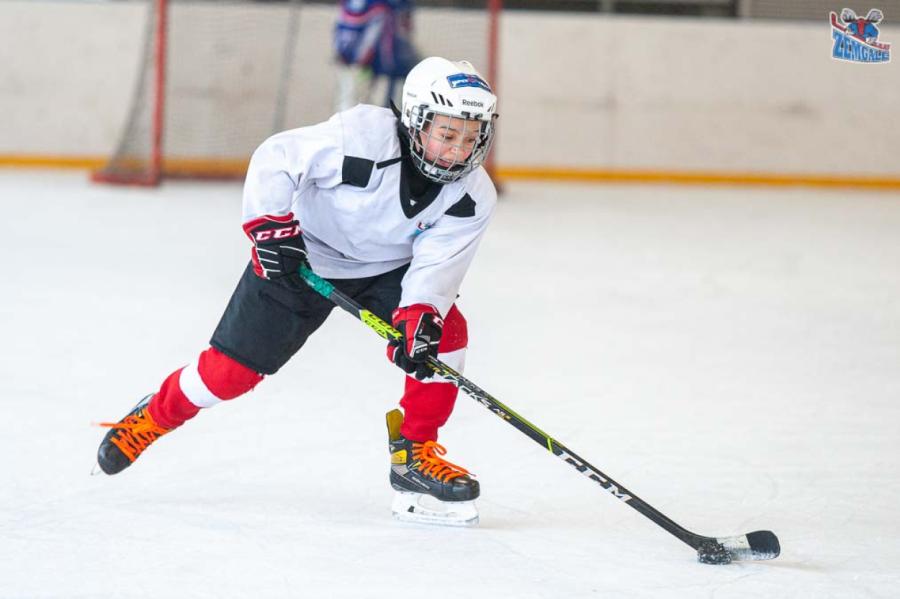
[93,0,501,186]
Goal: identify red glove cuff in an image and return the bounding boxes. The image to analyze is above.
[242,212,301,244]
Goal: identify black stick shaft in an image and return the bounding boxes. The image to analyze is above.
[299,265,707,550]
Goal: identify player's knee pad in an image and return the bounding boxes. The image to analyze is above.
[440,304,468,353]
[435,304,467,373]
[180,347,264,407]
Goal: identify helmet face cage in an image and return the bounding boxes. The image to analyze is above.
[406,104,495,184]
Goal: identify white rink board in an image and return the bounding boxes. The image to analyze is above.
[3,1,900,175]
[0,171,899,597]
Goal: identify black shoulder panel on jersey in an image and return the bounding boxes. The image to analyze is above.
[342,156,375,188]
[445,193,476,218]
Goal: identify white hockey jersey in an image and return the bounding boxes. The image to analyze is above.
[242,104,497,317]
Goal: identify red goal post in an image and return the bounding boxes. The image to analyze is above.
[93,0,502,186]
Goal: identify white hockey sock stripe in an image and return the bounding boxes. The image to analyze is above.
[178,360,223,408]
[412,348,467,384]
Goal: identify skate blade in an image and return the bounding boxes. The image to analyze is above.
[391,491,479,527]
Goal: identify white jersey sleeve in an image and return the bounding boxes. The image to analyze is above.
[241,117,344,222]
[400,168,497,317]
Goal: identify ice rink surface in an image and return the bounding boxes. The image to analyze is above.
[1,170,898,598]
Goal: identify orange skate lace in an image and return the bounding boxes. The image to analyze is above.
[411,441,472,483]
[99,409,170,463]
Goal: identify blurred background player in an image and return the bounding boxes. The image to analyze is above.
[333,0,418,112]
[96,57,498,527]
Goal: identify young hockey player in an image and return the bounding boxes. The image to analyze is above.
[96,56,498,526]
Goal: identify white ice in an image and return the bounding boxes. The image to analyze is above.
[1,170,898,598]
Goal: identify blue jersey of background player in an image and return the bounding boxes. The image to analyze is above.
[334,0,418,110]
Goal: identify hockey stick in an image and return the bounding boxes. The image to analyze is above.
[298,265,780,564]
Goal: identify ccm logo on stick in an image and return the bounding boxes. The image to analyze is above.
[254,225,300,241]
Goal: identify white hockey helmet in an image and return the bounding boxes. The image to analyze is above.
[400,57,498,183]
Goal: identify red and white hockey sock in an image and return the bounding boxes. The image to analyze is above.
[399,304,467,442]
[147,347,263,429]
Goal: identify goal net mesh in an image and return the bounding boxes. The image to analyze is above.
[94,0,497,184]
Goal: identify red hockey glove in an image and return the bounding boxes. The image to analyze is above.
[387,304,443,380]
[242,213,308,290]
